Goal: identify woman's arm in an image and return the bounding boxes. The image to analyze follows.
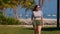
[31,12,34,21]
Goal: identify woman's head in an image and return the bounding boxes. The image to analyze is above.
[33,5,41,11]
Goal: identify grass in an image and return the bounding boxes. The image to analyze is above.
[0,26,60,34]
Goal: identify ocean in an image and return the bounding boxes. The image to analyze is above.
[6,7,57,19]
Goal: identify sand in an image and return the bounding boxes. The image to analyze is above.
[18,18,57,25]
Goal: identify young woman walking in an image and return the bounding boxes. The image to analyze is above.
[31,5,44,34]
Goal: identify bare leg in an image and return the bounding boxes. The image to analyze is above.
[33,25,37,34]
[37,25,42,34]
[33,21,37,34]
[34,27,37,34]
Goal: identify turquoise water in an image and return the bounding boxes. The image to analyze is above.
[6,0,57,19]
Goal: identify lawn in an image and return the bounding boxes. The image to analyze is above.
[0,26,60,34]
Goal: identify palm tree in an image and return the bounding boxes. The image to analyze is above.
[0,0,6,17]
[7,0,18,19]
[13,5,18,19]
[39,0,51,7]
[20,0,36,18]
[0,0,13,17]
[0,0,35,19]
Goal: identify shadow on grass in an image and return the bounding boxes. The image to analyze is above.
[25,27,60,31]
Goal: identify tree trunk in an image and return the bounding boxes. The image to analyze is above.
[14,6,18,19]
[3,8,6,17]
[25,8,28,19]
[39,0,45,7]
[39,0,40,6]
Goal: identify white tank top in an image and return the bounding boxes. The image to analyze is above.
[33,10,42,20]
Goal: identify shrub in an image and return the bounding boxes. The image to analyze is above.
[0,17,21,25]
[0,12,21,25]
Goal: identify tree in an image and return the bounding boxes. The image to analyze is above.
[20,0,36,18]
[0,0,36,19]
[0,0,13,17]
[0,0,7,17]
[0,0,19,19]
[11,0,18,19]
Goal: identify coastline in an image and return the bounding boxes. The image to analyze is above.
[18,18,57,25]
[18,18,57,21]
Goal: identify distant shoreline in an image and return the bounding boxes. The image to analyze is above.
[18,18,57,25]
[18,18,57,20]
[18,18,57,22]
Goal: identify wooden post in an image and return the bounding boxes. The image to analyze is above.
[39,0,40,6]
[57,0,59,28]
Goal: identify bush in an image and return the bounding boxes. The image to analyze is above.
[0,17,21,25]
[0,12,21,25]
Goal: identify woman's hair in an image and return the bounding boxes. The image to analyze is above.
[32,5,40,11]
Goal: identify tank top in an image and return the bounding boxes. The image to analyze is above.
[33,10,42,20]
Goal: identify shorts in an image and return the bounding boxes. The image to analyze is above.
[32,20,42,26]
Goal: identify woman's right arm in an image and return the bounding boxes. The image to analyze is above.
[31,12,34,21]
[31,12,34,20]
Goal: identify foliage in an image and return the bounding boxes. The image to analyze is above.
[0,11,3,15]
[20,0,36,10]
[0,12,21,25]
[0,0,51,19]
[0,0,51,10]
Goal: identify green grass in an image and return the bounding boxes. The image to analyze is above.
[0,26,60,34]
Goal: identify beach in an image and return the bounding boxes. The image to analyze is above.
[18,18,57,25]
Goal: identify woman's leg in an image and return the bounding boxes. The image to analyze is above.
[34,26,37,34]
[37,25,42,34]
[33,22,37,34]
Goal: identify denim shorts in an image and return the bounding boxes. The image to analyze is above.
[32,20,42,26]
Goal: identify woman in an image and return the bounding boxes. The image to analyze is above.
[31,5,44,34]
